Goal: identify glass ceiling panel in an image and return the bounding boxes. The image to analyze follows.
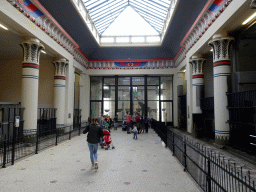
[103,6,158,36]
[83,0,170,36]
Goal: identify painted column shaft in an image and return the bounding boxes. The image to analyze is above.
[192,77,204,114]
[209,33,234,144]
[53,59,68,128]
[190,57,206,114]
[20,38,44,134]
[21,66,39,133]
[54,78,66,127]
[213,64,230,137]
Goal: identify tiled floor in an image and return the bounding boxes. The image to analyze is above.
[0,128,202,192]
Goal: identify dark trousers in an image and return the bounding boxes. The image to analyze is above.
[145,123,149,132]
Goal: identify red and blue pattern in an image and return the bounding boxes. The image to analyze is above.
[208,0,226,13]
[17,0,44,18]
[115,62,147,67]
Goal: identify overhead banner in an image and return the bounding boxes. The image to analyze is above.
[115,62,147,67]
[17,0,44,18]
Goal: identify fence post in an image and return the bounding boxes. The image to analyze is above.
[35,130,39,154]
[183,136,187,171]
[172,130,175,156]
[69,126,71,140]
[2,135,7,168]
[55,128,58,146]
[11,126,16,165]
[207,157,211,192]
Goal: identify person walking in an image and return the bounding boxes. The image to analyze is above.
[126,112,132,134]
[144,116,149,133]
[136,113,141,134]
[132,124,138,140]
[83,118,104,171]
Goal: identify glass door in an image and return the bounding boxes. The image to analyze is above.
[161,101,173,126]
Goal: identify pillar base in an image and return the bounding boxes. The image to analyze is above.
[57,127,65,134]
[215,135,229,146]
[22,134,37,146]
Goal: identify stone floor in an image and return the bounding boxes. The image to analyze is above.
[0,127,202,192]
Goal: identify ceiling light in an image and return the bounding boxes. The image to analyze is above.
[210,49,213,52]
[242,12,256,25]
[0,23,8,30]
[184,70,186,72]
[41,50,46,54]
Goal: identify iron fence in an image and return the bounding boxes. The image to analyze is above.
[227,90,256,155]
[152,122,256,192]
[0,124,82,168]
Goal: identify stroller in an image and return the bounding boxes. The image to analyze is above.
[122,121,127,131]
[102,128,115,150]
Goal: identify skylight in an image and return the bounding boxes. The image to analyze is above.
[102,6,158,36]
[72,0,178,46]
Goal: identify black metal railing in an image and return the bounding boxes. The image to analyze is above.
[151,122,256,192]
[37,108,57,138]
[200,97,214,110]
[0,103,24,139]
[0,123,82,168]
[178,95,187,129]
[227,90,256,155]
[73,109,81,129]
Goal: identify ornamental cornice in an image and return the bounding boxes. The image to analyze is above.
[7,0,88,68]
[88,60,175,70]
[175,0,233,68]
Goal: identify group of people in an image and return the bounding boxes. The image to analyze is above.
[84,113,150,171]
[124,111,150,139]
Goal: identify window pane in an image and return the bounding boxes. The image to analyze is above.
[132,86,144,101]
[161,76,173,100]
[147,86,159,100]
[101,37,114,43]
[91,77,102,100]
[147,101,159,121]
[103,86,115,100]
[161,102,173,123]
[103,100,115,118]
[132,77,144,85]
[104,77,115,85]
[118,86,130,101]
[131,36,144,43]
[133,101,145,116]
[91,102,102,119]
[118,101,130,121]
[147,77,159,85]
[118,77,130,85]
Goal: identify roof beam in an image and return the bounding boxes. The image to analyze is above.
[89,0,124,14]
[130,3,163,22]
[92,2,127,20]
[130,5,160,33]
[132,0,166,18]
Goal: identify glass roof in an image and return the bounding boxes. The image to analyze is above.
[83,0,171,35]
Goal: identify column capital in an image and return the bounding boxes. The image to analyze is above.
[189,56,206,77]
[20,37,44,65]
[208,33,234,64]
[53,58,68,78]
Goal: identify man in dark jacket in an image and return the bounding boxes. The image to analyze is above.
[83,118,104,171]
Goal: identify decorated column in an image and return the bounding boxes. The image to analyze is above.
[53,58,68,128]
[208,32,234,145]
[20,38,44,137]
[79,73,90,124]
[189,56,206,114]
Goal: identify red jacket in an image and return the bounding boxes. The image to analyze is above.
[136,115,141,122]
[126,114,132,123]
